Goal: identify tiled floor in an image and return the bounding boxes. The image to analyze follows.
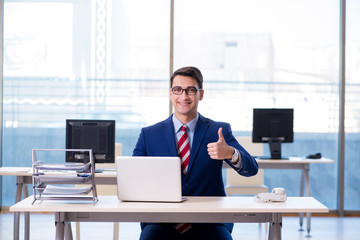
[0,212,359,240]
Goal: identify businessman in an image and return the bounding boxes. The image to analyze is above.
[133,66,259,240]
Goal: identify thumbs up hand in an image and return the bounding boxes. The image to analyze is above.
[207,128,235,160]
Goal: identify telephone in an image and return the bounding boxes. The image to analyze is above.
[254,187,287,203]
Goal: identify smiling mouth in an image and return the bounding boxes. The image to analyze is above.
[178,101,191,106]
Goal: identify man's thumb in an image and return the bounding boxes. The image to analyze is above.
[218,127,224,142]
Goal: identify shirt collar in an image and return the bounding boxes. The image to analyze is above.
[172,113,199,133]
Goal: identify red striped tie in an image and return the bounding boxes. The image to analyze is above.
[175,125,191,233]
[174,223,192,234]
[178,125,190,175]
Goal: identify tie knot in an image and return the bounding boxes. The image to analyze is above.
[181,125,187,132]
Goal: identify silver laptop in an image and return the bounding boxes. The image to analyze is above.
[116,156,184,202]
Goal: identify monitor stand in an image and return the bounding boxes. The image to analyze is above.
[257,156,289,160]
[268,138,288,160]
[269,138,281,159]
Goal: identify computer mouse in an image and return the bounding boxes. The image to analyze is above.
[307,153,322,159]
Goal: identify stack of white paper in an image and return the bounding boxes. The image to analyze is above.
[43,185,91,195]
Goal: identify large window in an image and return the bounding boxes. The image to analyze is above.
[2,0,170,206]
[345,0,360,211]
[174,0,339,209]
[1,0,359,212]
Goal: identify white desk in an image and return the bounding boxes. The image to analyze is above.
[10,195,328,240]
[1,158,334,239]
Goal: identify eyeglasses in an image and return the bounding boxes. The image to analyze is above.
[171,86,202,95]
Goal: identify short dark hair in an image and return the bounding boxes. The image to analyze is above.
[170,66,203,89]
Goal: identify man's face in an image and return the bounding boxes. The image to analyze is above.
[170,75,204,120]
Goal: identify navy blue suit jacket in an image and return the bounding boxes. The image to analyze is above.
[133,114,259,232]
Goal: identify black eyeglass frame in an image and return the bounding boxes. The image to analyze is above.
[170,86,203,95]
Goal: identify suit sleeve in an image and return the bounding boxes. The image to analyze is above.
[132,128,147,156]
[223,123,259,177]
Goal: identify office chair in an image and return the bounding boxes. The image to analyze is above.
[225,136,268,195]
[225,137,268,229]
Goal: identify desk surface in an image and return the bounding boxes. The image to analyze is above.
[0,167,32,176]
[0,167,116,177]
[0,158,334,176]
[10,196,328,214]
[256,157,334,164]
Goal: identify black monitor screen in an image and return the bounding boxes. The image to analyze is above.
[252,108,293,159]
[66,119,115,164]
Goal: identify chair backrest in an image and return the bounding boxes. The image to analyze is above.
[226,137,264,186]
[97,143,122,169]
[236,136,263,156]
[95,143,122,196]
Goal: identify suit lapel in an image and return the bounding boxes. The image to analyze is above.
[161,116,178,156]
[186,114,209,177]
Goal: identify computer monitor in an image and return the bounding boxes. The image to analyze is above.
[65,119,115,167]
[252,108,294,159]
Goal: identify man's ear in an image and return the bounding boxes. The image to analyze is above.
[199,89,204,100]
